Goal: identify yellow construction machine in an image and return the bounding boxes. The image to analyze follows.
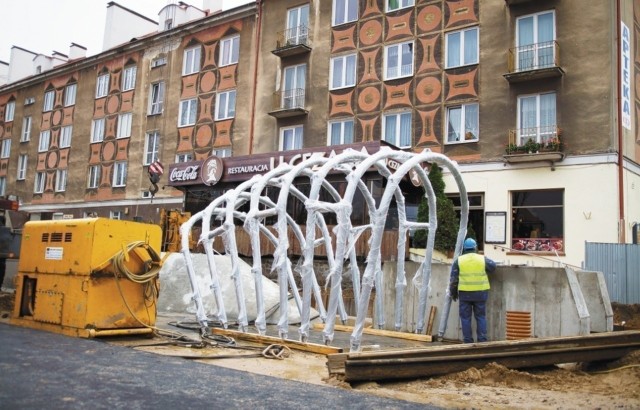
[11,218,163,338]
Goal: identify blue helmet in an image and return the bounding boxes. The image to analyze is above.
[463,238,477,251]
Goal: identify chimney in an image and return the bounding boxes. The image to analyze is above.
[0,60,8,86]
[202,0,222,14]
[69,43,87,60]
[51,51,68,67]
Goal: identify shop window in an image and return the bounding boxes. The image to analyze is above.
[511,189,564,252]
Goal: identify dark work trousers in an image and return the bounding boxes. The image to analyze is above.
[459,290,488,343]
[0,258,5,289]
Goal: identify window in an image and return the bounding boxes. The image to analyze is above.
[0,139,11,158]
[213,148,231,158]
[333,0,358,26]
[141,191,152,199]
[17,155,27,180]
[144,132,160,165]
[88,165,101,189]
[148,82,165,115]
[34,171,45,193]
[179,99,197,127]
[511,189,564,252]
[151,56,167,68]
[446,103,479,143]
[516,11,555,71]
[446,27,479,68]
[122,65,137,91]
[55,169,67,192]
[0,177,5,197]
[38,130,50,152]
[64,83,77,106]
[21,117,32,142]
[219,35,239,67]
[517,92,556,145]
[282,64,306,109]
[176,153,193,163]
[96,73,109,98]
[91,118,105,143]
[57,125,72,148]
[110,210,123,220]
[328,118,354,145]
[280,125,303,151]
[113,161,127,187]
[43,90,55,111]
[4,101,15,122]
[286,4,309,46]
[387,0,414,12]
[385,41,413,80]
[183,46,201,75]
[164,19,173,30]
[117,113,132,139]
[215,90,236,120]
[383,111,412,148]
[330,54,356,90]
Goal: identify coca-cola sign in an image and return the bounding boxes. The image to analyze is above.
[169,164,200,185]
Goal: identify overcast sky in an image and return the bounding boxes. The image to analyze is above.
[0,0,251,63]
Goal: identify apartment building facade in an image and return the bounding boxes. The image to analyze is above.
[0,0,638,269]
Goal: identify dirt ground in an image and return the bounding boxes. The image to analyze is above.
[2,291,639,409]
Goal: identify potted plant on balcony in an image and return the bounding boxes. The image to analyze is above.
[523,139,541,154]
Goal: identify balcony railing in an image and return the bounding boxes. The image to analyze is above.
[272,25,311,57]
[504,41,564,82]
[504,126,564,169]
[268,88,308,118]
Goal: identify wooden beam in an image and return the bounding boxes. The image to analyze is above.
[312,323,432,343]
[211,328,342,355]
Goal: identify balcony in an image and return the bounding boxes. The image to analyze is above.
[272,25,311,58]
[267,88,308,118]
[503,126,565,169]
[504,41,565,83]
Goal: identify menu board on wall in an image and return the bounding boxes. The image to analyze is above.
[485,212,506,244]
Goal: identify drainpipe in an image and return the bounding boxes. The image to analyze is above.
[248,0,263,155]
[616,0,626,243]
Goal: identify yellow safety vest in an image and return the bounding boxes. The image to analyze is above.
[458,253,490,291]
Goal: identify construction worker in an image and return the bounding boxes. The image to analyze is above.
[448,238,496,343]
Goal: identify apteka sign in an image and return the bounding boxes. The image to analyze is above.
[621,21,631,130]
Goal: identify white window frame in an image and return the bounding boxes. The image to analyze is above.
[332,0,358,26]
[215,90,236,121]
[43,90,55,112]
[446,103,479,144]
[96,73,109,98]
[280,125,303,151]
[179,98,197,127]
[213,148,231,158]
[117,113,132,139]
[219,35,240,67]
[64,83,77,106]
[445,26,479,69]
[112,161,127,187]
[121,65,137,91]
[0,139,11,159]
[17,154,27,180]
[0,177,5,197]
[182,46,201,75]
[38,130,50,152]
[148,82,165,115]
[386,0,414,12]
[382,110,412,148]
[55,169,67,192]
[5,101,15,122]
[88,165,101,189]
[21,116,32,142]
[144,132,160,166]
[110,210,123,220]
[91,118,105,143]
[517,92,557,145]
[60,125,73,148]
[176,153,193,163]
[516,10,556,72]
[330,54,357,90]
[34,171,45,194]
[384,41,414,80]
[327,118,355,145]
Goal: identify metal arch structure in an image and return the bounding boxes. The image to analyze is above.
[178,147,469,352]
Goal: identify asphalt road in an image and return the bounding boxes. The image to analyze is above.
[0,323,437,409]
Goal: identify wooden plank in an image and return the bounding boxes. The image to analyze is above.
[211,327,342,355]
[312,323,432,342]
[426,306,437,336]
